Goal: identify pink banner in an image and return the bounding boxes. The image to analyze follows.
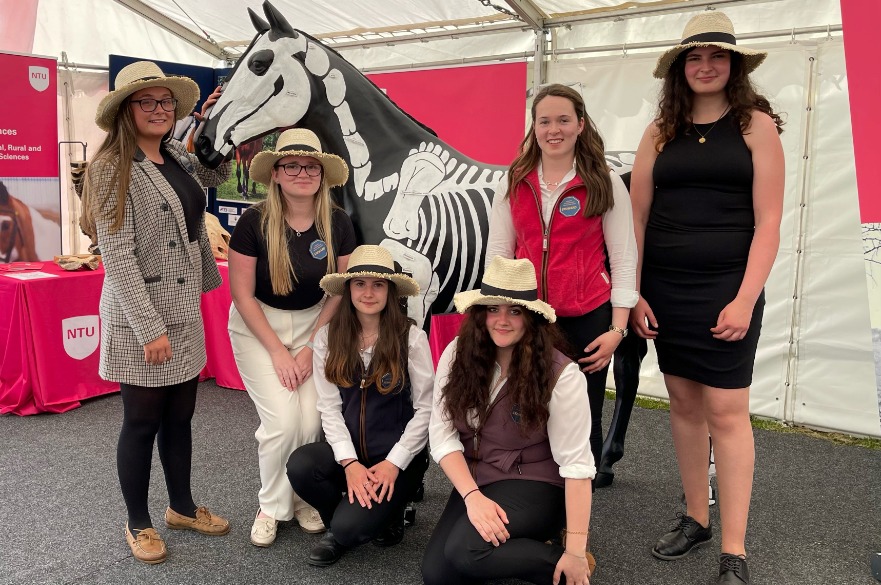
[367,62,527,166]
[841,0,881,222]
[0,52,57,178]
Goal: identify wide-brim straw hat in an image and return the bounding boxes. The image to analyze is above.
[653,11,767,79]
[95,61,200,132]
[320,245,420,297]
[454,256,556,323]
[250,128,350,187]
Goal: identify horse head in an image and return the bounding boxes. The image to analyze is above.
[195,1,311,168]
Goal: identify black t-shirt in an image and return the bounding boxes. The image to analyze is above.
[229,205,357,310]
[154,146,206,242]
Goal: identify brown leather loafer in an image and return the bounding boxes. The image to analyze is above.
[164,506,230,536]
[125,523,167,564]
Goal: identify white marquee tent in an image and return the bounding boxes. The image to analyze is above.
[4,0,879,437]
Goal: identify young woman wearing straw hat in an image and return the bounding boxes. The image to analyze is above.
[485,84,638,470]
[285,245,433,566]
[227,128,356,546]
[629,11,784,584]
[423,256,595,585]
[81,60,231,564]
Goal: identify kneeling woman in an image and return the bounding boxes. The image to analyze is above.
[287,245,434,566]
[423,256,595,585]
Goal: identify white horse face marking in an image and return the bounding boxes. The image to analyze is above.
[207,34,310,156]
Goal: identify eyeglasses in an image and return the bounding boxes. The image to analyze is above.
[130,98,178,113]
[274,162,323,177]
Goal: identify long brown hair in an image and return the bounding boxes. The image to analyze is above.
[81,99,141,234]
[654,50,784,151]
[323,281,415,394]
[441,306,566,431]
[258,173,338,296]
[506,84,614,217]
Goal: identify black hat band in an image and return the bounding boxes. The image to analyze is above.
[480,283,538,301]
[681,32,736,45]
[279,144,318,153]
[347,264,394,275]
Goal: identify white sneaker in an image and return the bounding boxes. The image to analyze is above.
[295,507,326,534]
[250,512,278,547]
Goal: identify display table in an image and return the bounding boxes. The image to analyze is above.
[0,261,243,415]
[0,260,460,416]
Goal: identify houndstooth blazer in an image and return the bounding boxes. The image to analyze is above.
[88,139,230,386]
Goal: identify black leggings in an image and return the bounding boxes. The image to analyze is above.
[286,442,429,548]
[117,376,199,529]
[556,301,613,465]
[422,480,566,585]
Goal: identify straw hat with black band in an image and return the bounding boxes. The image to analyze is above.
[454,256,556,323]
[653,11,767,79]
[250,128,349,188]
[320,245,420,297]
[95,61,200,132]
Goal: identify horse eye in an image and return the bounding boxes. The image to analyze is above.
[248,49,275,76]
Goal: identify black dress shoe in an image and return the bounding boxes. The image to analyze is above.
[718,554,750,584]
[307,532,347,567]
[651,514,712,560]
[372,515,405,547]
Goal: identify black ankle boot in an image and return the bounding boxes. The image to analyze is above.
[307,532,347,567]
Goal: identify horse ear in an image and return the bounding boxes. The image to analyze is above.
[249,7,270,33]
[263,1,297,37]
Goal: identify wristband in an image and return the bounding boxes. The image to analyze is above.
[564,550,587,559]
[462,487,480,501]
[342,460,357,470]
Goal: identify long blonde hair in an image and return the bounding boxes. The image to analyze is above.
[506,84,613,217]
[81,100,141,234]
[260,175,338,296]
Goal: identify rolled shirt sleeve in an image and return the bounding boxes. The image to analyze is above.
[386,326,435,470]
[547,362,596,479]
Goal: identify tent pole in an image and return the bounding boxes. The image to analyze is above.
[533,29,546,94]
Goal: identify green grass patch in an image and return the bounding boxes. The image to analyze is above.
[604,389,881,450]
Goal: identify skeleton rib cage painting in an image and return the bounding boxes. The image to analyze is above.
[195,0,506,326]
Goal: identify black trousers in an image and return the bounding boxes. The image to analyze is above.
[286,442,428,548]
[556,301,613,466]
[422,480,566,585]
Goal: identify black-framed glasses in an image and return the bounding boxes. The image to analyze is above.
[130,98,178,113]
[274,162,323,177]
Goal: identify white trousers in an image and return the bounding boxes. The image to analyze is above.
[228,300,323,521]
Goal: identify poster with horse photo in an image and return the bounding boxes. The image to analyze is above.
[0,51,61,262]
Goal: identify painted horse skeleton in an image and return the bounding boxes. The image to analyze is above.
[195,1,505,326]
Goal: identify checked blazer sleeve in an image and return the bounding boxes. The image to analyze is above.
[88,158,167,346]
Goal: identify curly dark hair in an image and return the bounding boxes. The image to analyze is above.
[440,306,567,432]
[324,280,415,394]
[654,50,784,151]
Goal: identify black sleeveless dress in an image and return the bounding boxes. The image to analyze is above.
[641,112,764,389]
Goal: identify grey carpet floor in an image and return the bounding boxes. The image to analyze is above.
[1,381,879,585]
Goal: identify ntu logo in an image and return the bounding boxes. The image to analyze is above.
[62,316,100,360]
[28,66,50,92]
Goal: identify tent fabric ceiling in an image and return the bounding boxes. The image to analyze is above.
[26,0,841,70]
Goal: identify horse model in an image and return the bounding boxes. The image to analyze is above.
[195,0,506,327]
[0,181,38,263]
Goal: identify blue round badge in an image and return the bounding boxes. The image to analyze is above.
[310,239,328,260]
[559,196,581,217]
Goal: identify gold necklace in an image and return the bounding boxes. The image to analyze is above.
[358,330,378,351]
[692,105,731,144]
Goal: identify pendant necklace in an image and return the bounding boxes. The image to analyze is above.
[693,105,731,144]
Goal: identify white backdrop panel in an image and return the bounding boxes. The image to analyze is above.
[547,41,879,436]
